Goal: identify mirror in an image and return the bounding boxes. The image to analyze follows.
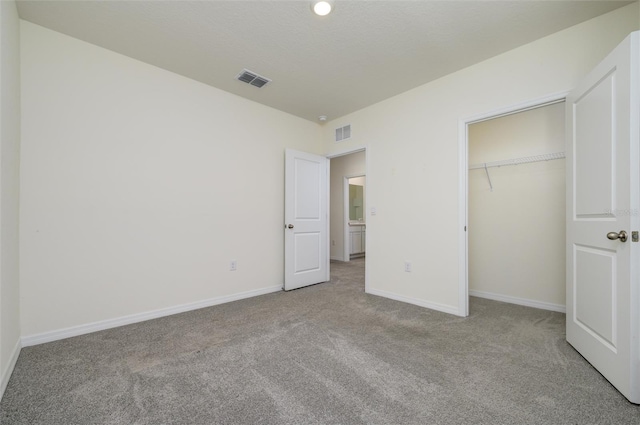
[348,177,365,221]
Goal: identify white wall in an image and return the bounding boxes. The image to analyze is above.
[20,21,323,339]
[468,103,565,310]
[349,176,365,187]
[322,4,639,315]
[329,151,365,260]
[0,0,21,398]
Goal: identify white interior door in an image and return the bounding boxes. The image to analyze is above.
[284,149,329,290]
[566,31,639,404]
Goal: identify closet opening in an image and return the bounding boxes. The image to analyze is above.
[461,97,567,315]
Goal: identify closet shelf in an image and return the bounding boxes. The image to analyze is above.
[469,151,565,170]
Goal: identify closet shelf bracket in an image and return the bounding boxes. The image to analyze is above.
[484,163,493,192]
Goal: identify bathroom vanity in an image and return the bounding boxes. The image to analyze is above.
[349,222,366,257]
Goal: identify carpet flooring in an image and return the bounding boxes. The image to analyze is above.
[1,258,639,424]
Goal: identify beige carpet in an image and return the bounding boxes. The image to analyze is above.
[1,258,639,424]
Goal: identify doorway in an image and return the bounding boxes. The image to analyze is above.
[345,176,366,261]
[328,149,367,290]
[468,101,565,312]
[458,93,568,316]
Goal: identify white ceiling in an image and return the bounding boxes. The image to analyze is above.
[17,0,633,123]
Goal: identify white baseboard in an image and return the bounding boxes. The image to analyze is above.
[366,288,461,316]
[1,339,21,401]
[469,290,566,313]
[22,285,283,347]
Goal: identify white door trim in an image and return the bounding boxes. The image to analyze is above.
[457,91,569,317]
[327,145,369,292]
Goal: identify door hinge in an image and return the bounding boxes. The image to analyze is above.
[633,231,639,242]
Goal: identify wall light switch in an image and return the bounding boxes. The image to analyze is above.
[371,207,377,216]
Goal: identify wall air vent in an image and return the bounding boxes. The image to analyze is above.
[335,124,351,142]
[236,69,271,88]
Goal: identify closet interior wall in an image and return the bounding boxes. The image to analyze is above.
[468,102,566,310]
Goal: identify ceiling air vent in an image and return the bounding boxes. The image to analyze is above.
[236,69,271,88]
[335,124,351,142]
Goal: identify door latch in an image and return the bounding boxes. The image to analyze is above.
[633,231,639,242]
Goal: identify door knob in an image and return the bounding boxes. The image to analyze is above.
[287,224,294,229]
[607,230,628,242]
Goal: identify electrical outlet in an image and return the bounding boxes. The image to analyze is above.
[371,207,377,216]
[230,260,237,271]
[404,261,412,272]
[332,240,336,246]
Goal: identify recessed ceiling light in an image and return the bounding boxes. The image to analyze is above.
[312,1,333,16]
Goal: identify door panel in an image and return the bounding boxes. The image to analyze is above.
[574,71,614,218]
[284,149,329,290]
[294,232,321,273]
[566,31,639,404]
[294,158,321,219]
[574,245,616,349]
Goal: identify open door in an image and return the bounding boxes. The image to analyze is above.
[284,149,329,290]
[566,32,640,403]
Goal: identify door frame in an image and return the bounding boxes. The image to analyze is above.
[327,145,369,292]
[457,91,568,316]
[343,173,366,262]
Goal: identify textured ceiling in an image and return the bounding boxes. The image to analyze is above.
[17,0,633,122]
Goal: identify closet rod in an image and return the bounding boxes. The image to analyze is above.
[468,151,565,170]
